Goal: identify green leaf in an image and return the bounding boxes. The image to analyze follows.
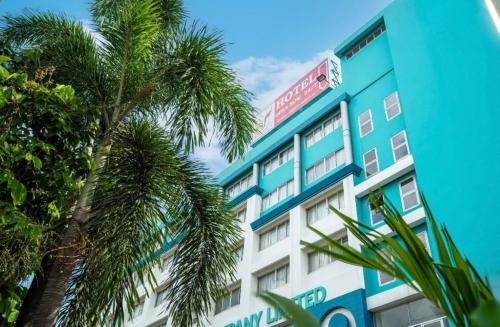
[48,201,61,220]
[32,156,42,169]
[260,292,321,327]
[53,84,75,103]
[0,66,10,81]
[0,55,11,64]
[0,173,27,206]
[471,300,500,327]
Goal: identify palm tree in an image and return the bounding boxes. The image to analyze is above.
[262,194,499,326]
[1,0,256,326]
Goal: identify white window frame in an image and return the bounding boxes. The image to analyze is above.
[155,284,171,307]
[263,145,294,176]
[257,263,290,293]
[214,285,241,315]
[362,148,379,178]
[417,230,431,255]
[358,109,373,137]
[377,250,396,286]
[369,192,384,226]
[304,113,342,148]
[399,175,420,211]
[391,130,410,162]
[305,148,345,184]
[226,173,253,198]
[261,179,294,211]
[259,220,290,251]
[384,91,402,121]
[307,233,348,273]
[306,189,345,225]
[235,207,246,223]
[234,244,244,262]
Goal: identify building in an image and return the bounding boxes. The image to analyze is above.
[124,0,500,326]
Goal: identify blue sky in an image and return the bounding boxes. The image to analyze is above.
[1,0,392,173]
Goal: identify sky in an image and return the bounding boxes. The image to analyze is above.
[1,0,392,174]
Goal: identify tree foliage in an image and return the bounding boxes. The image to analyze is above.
[0,52,98,325]
[1,0,256,325]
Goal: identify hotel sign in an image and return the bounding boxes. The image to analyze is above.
[255,59,331,140]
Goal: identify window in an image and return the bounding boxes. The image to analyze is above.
[375,298,447,327]
[384,91,401,120]
[259,220,290,250]
[226,173,253,198]
[358,109,373,137]
[214,287,241,314]
[308,234,348,273]
[235,208,246,222]
[345,23,386,59]
[305,148,345,184]
[400,176,420,211]
[263,146,294,176]
[369,192,384,225]
[257,264,289,292]
[391,131,409,161]
[261,180,294,211]
[161,256,173,273]
[306,190,344,225]
[304,114,342,148]
[417,231,431,254]
[130,300,144,319]
[234,245,244,262]
[155,285,171,307]
[378,250,395,285]
[363,148,379,178]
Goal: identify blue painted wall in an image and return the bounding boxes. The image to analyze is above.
[348,71,407,184]
[379,0,500,293]
[364,223,429,296]
[357,171,422,228]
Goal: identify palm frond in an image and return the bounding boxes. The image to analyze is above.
[1,12,108,107]
[57,118,240,326]
[157,22,256,161]
[302,193,495,326]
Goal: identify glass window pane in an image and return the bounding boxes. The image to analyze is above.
[287,180,294,195]
[392,132,406,148]
[315,161,325,177]
[366,162,379,177]
[401,177,416,194]
[336,148,345,166]
[404,192,419,209]
[324,119,333,135]
[230,288,241,307]
[395,145,409,160]
[364,149,376,163]
[306,167,314,184]
[338,190,345,209]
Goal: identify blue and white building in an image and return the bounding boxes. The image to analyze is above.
[124,0,500,326]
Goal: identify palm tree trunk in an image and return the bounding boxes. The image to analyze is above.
[15,138,112,327]
[15,219,81,327]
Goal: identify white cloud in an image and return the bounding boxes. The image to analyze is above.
[232,50,335,110]
[197,51,339,175]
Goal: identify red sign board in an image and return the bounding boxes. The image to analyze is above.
[256,59,330,140]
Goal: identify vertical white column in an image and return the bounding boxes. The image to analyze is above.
[340,100,353,165]
[252,163,259,186]
[293,134,301,196]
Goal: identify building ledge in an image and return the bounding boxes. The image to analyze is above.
[228,185,264,208]
[218,92,350,188]
[251,164,362,231]
[353,155,414,197]
[366,284,420,311]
